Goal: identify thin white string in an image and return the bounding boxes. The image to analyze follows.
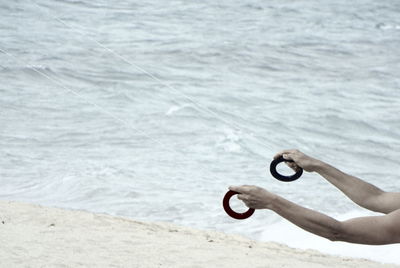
[30,0,275,154]
[0,47,174,154]
[1,47,245,188]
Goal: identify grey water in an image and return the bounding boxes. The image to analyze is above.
[1,0,400,264]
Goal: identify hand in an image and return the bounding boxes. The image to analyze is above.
[228,185,276,209]
[274,149,321,172]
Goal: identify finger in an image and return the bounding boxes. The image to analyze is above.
[285,161,294,169]
[286,162,300,171]
[287,162,298,169]
[243,201,252,208]
[237,194,248,201]
[282,153,294,161]
[229,186,242,193]
[229,185,251,194]
[273,152,284,159]
[274,149,296,159]
[244,200,257,209]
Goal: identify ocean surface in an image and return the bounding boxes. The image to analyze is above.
[1,0,400,264]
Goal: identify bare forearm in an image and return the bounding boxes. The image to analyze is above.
[231,183,400,245]
[314,161,385,212]
[268,195,342,241]
[276,150,393,213]
[268,195,400,245]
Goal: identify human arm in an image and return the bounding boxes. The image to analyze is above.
[229,185,400,245]
[275,149,400,214]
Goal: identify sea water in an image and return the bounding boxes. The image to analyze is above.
[1,0,400,264]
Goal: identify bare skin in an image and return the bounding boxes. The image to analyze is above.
[230,149,400,245]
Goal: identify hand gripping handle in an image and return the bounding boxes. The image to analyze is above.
[222,190,255,220]
[269,155,303,182]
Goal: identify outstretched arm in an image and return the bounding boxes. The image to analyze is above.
[229,185,400,245]
[314,161,400,214]
[275,149,400,214]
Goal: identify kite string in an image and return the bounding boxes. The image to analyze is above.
[0,47,175,153]
[1,47,268,189]
[29,0,276,154]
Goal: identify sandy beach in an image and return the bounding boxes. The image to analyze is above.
[0,200,398,268]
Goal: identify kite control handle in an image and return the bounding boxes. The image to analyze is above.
[223,190,255,220]
[223,156,304,220]
[269,155,303,182]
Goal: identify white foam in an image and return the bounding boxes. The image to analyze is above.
[215,127,242,153]
[165,104,191,116]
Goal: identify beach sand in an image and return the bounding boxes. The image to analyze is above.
[0,200,398,268]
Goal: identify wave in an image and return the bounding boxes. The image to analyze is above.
[376,22,400,30]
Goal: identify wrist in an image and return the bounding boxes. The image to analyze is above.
[311,160,326,173]
[264,193,279,210]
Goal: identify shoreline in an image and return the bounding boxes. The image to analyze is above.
[0,200,398,268]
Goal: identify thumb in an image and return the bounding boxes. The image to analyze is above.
[282,153,293,161]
